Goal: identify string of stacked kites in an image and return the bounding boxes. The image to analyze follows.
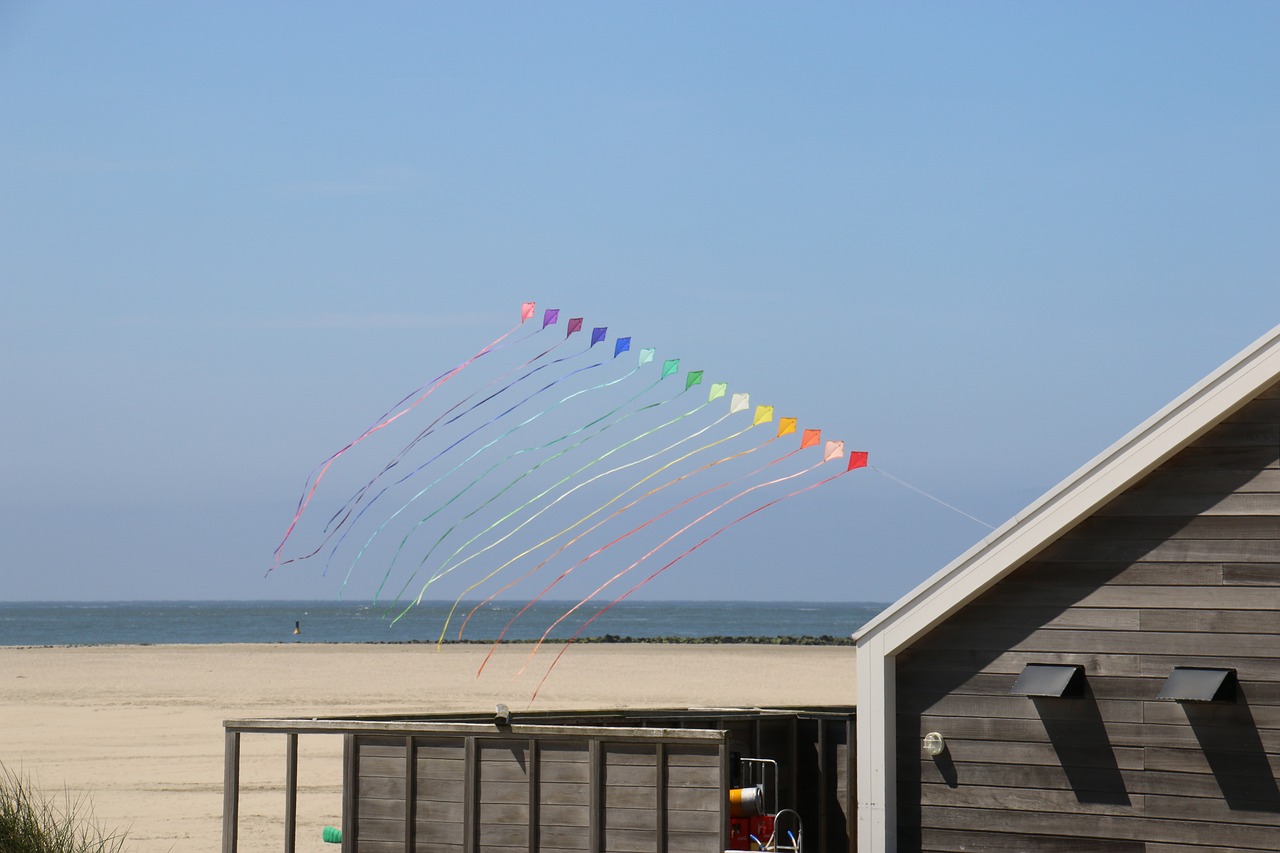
[270,301,867,699]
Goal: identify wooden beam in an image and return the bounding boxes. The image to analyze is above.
[404,736,416,853]
[818,719,828,853]
[527,738,539,853]
[588,739,602,853]
[222,731,240,853]
[224,718,724,741]
[655,742,668,853]
[463,736,477,853]
[847,715,857,853]
[341,734,355,853]
[284,732,298,853]
[719,740,730,852]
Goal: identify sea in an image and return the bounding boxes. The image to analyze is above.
[0,600,888,647]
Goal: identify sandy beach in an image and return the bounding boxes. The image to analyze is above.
[1,642,855,852]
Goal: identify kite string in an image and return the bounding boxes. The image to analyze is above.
[870,465,995,530]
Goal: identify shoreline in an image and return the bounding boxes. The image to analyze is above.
[0,633,856,651]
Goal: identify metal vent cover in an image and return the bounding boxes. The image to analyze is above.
[1010,663,1085,698]
[1157,667,1237,702]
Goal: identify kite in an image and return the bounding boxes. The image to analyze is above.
[272,300,869,701]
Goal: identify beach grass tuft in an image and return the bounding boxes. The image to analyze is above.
[0,765,129,853]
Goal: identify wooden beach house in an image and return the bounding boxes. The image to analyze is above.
[854,323,1280,852]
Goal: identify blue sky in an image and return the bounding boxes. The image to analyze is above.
[1,3,1276,605]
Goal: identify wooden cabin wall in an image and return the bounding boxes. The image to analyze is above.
[896,381,1280,852]
[348,733,724,853]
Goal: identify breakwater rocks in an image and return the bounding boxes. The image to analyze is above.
[364,635,855,646]
[575,634,854,646]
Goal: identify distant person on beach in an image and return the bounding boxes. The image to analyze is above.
[294,621,301,636]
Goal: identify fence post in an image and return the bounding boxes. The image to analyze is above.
[222,730,241,853]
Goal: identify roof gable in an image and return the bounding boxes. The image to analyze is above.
[855,323,1280,655]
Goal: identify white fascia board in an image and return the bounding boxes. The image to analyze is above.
[855,323,1280,657]
[856,635,896,853]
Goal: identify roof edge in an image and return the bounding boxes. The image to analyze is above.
[855,323,1280,653]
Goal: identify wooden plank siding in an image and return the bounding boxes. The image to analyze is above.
[353,737,409,853]
[349,729,729,853]
[477,739,531,853]
[662,744,722,852]
[536,742,591,853]
[896,380,1280,852]
[418,738,467,853]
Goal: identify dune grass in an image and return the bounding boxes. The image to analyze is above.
[0,765,128,853]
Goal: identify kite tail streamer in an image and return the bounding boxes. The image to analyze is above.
[462,408,764,643]
[386,359,695,619]
[400,375,729,628]
[359,347,649,602]
[374,350,664,609]
[442,389,755,646]
[354,327,589,508]
[527,446,868,703]
[319,351,591,578]
[272,301,536,567]
[426,327,596,440]
[473,435,801,675]
[287,308,579,569]
[520,439,847,672]
[385,393,672,618]
[467,407,791,659]
[375,328,618,505]
[318,311,577,537]
[335,352,613,592]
